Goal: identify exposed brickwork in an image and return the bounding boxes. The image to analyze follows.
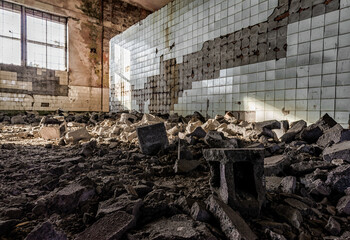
[130,0,340,114]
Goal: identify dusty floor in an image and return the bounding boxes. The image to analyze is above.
[0,111,350,240]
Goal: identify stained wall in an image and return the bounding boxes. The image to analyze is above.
[110,0,350,126]
[0,0,150,112]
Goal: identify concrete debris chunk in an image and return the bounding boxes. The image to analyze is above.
[75,211,136,240]
[280,120,307,143]
[323,141,350,162]
[325,217,341,236]
[317,124,350,147]
[120,113,138,125]
[127,214,217,240]
[254,120,281,131]
[65,127,92,143]
[336,195,350,215]
[11,115,25,125]
[275,205,303,229]
[280,176,296,194]
[206,195,258,240]
[25,221,67,240]
[190,201,211,222]
[39,125,64,140]
[186,120,202,134]
[298,124,323,143]
[186,126,206,139]
[326,165,350,193]
[264,155,291,176]
[54,183,95,213]
[204,130,238,148]
[224,111,238,123]
[136,123,169,155]
[201,119,220,132]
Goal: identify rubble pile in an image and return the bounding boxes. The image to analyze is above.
[0,110,350,240]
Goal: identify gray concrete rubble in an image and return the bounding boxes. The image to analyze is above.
[1,111,350,239]
[136,122,169,155]
[206,195,258,240]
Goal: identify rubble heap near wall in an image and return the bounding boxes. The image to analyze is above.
[1,110,350,239]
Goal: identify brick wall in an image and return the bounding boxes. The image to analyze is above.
[0,0,150,112]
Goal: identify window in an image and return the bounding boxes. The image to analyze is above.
[0,1,67,71]
[0,2,21,65]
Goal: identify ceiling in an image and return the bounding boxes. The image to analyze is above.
[121,0,173,12]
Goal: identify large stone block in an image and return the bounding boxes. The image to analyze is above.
[323,141,350,162]
[25,221,67,240]
[136,123,169,155]
[264,155,291,176]
[203,148,265,218]
[206,195,257,240]
[75,211,135,240]
[317,124,350,147]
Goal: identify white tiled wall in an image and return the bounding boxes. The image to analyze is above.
[110,0,350,127]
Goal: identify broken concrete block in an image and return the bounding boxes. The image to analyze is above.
[206,195,257,240]
[75,211,135,240]
[224,111,238,123]
[317,124,350,147]
[201,119,220,132]
[264,155,290,176]
[203,148,265,218]
[266,176,283,192]
[323,141,350,162]
[280,120,307,143]
[96,195,143,218]
[254,120,281,131]
[186,120,202,134]
[325,217,341,236]
[308,179,331,196]
[25,221,67,240]
[204,131,238,148]
[174,159,201,173]
[120,113,138,125]
[299,124,323,143]
[136,123,169,155]
[336,195,350,215]
[314,113,338,132]
[127,214,217,240]
[190,201,211,222]
[140,113,163,125]
[11,115,25,124]
[227,124,247,136]
[186,126,206,139]
[280,176,296,194]
[54,183,95,213]
[326,165,350,193]
[66,128,91,143]
[275,205,303,229]
[290,160,333,175]
[39,126,62,140]
[272,120,289,139]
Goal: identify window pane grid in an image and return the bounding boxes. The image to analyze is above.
[0,0,67,70]
[0,1,21,65]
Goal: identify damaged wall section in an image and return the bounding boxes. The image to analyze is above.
[0,0,150,112]
[110,0,350,127]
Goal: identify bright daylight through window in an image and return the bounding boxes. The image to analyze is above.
[0,0,67,71]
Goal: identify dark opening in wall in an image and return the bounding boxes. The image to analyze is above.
[41,103,49,107]
[233,162,258,198]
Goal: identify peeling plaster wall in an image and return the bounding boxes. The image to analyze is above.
[0,0,150,112]
[110,0,350,126]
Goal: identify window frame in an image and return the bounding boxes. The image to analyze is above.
[0,0,68,71]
